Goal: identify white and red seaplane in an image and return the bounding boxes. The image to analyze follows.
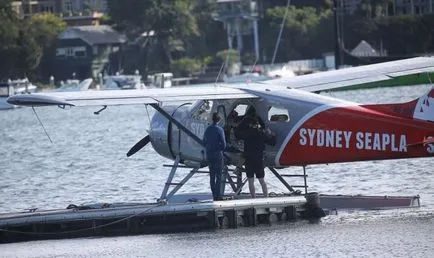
[8,57,434,168]
[2,57,434,242]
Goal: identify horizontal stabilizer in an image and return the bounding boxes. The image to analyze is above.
[413,87,434,122]
[362,87,434,122]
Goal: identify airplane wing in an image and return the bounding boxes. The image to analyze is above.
[7,86,256,107]
[262,57,434,92]
[7,57,434,107]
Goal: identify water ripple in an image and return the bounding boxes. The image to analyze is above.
[0,85,433,256]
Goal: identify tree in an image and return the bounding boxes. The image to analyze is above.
[0,0,21,79]
[263,6,333,61]
[107,0,202,73]
[28,13,66,50]
[21,13,66,80]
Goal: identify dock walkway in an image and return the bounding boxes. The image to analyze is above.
[0,193,322,243]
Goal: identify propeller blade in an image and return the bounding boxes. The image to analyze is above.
[126,135,150,157]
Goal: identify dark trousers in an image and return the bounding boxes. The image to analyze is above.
[208,154,225,199]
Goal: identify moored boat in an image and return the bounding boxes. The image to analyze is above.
[0,79,38,110]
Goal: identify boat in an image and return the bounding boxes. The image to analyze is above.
[0,79,38,110]
[100,75,146,90]
[56,78,93,92]
[147,72,174,88]
[223,64,296,84]
[223,72,272,84]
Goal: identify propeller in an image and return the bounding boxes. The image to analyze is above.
[126,135,150,157]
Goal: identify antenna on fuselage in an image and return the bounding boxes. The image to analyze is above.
[215,36,235,85]
[215,49,232,85]
[215,59,226,85]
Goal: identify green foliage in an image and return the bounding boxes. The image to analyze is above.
[107,0,220,74]
[241,52,257,65]
[100,14,113,25]
[203,56,213,66]
[107,0,198,39]
[28,13,66,49]
[263,6,333,61]
[2,0,434,80]
[170,57,202,77]
[0,1,20,78]
[0,7,66,79]
[17,29,43,71]
[216,49,240,74]
[344,14,434,55]
[216,49,240,64]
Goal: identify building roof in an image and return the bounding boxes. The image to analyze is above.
[351,40,380,57]
[59,25,127,45]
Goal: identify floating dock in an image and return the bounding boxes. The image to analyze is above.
[0,162,421,243]
[0,193,324,243]
[0,192,421,244]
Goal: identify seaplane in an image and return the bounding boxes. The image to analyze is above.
[2,57,434,243]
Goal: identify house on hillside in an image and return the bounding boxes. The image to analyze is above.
[54,25,126,81]
[11,0,108,25]
[350,40,386,57]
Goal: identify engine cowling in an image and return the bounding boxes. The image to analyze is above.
[149,104,195,163]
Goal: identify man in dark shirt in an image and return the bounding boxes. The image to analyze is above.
[203,112,227,201]
[237,117,275,198]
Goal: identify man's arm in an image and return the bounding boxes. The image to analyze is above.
[203,128,208,145]
[261,128,276,146]
[218,127,227,151]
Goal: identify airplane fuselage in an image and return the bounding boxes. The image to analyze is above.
[149,87,434,167]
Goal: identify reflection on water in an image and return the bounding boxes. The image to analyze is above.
[0,84,433,256]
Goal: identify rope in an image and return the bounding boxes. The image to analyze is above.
[0,203,165,236]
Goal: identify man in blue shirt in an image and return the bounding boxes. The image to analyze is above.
[203,112,227,201]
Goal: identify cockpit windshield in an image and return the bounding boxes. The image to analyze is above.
[191,100,213,121]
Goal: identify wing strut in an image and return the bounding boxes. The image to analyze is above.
[150,103,204,147]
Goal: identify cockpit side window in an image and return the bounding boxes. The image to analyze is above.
[192,100,214,121]
[233,104,248,116]
[217,105,226,126]
[268,106,290,122]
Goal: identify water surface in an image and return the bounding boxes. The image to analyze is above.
[0,84,433,257]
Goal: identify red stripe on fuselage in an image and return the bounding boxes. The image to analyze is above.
[279,106,434,166]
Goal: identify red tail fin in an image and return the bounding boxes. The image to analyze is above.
[362,87,434,122]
